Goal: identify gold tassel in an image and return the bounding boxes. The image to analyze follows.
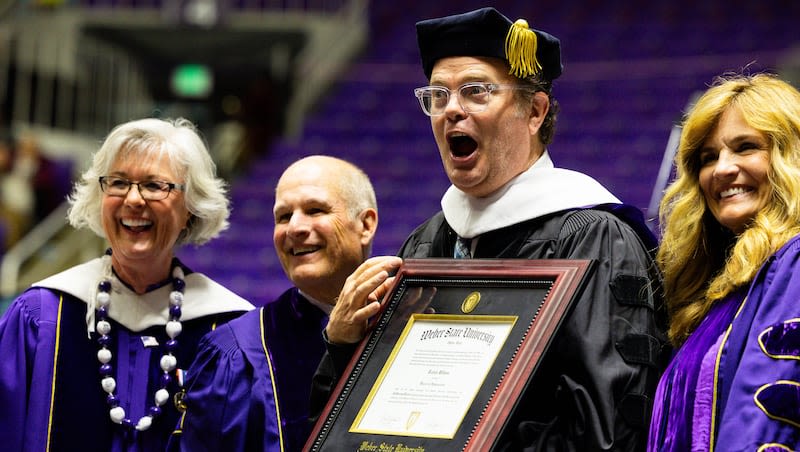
[505,19,541,78]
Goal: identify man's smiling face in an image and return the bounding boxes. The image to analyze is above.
[272,158,371,301]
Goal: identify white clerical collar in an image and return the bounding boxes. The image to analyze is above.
[441,150,621,239]
[298,290,333,315]
[33,255,254,335]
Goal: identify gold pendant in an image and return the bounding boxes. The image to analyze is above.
[174,389,187,412]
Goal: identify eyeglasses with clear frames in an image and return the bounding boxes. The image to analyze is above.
[413,82,533,116]
[99,176,185,201]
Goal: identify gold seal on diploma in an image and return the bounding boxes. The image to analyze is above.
[461,291,481,313]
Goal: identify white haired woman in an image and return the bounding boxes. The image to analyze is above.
[0,118,263,451]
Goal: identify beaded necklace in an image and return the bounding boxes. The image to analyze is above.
[95,264,185,431]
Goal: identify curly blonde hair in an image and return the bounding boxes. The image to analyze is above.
[658,73,800,345]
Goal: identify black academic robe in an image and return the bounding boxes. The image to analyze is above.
[310,206,668,451]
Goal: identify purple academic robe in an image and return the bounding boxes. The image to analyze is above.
[0,286,246,452]
[649,234,800,450]
[172,287,328,452]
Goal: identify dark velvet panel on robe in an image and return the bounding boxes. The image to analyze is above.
[712,235,800,449]
[174,288,327,452]
[264,288,329,450]
[650,234,800,451]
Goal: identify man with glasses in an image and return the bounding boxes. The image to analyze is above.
[312,7,668,451]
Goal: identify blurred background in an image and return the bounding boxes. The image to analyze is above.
[1,0,799,311]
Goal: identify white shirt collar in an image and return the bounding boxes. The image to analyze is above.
[441,151,621,238]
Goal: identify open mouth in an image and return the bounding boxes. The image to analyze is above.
[719,186,752,199]
[448,134,477,157]
[121,218,153,233]
[292,245,321,256]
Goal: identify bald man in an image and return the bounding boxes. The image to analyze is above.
[170,156,378,451]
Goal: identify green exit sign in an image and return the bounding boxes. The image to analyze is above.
[171,64,213,98]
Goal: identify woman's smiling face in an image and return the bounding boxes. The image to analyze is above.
[698,106,771,234]
[101,148,190,270]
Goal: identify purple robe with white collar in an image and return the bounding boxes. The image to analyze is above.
[0,256,253,452]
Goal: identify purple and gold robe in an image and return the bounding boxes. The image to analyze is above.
[172,287,328,452]
[0,256,253,452]
[649,234,800,450]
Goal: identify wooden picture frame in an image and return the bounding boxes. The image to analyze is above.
[305,258,593,452]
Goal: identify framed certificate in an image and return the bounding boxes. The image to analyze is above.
[305,258,593,452]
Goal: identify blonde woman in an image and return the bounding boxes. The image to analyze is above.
[649,74,800,450]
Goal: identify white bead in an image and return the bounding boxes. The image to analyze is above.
[94,265,187,433]
[166,321,182,338]
[160,354,177,372]
[97,320,111,335]
[135,415,153,431]
[101,376,116,393]
[155,388,170,406]
[97,348,112,364]
[96,292,111,307]
[109,406,126,423]
[170,291,183,306]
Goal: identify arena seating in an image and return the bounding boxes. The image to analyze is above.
[177,0,800,305]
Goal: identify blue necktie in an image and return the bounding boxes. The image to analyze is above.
[454,236,472,259]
